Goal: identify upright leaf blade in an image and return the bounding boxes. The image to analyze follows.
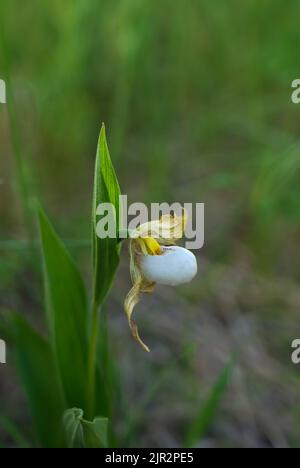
[14,315,65,448]
[63,408,108,448]
[184,357,235,448]
[38,206,88,409]
[92,124,122,307]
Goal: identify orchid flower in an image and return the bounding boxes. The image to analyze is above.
[124,210,197,352]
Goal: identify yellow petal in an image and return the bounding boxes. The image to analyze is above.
[141,237,162,255]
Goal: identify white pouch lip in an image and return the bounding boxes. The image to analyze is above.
[139,245,197,286]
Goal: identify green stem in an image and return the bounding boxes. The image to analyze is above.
[86,300,99,419]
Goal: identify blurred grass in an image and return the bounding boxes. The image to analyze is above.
[1,0,300,448]
[1,0,300,265]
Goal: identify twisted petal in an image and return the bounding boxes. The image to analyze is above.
[130,210,187,245]
[124,240,155,352]
[124,280,155,353]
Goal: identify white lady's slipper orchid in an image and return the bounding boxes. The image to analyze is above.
[124,211,198,352]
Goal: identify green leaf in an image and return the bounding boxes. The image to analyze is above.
[82,415,109,448]
[14,315,65,448]
[63,408,108,448]
[92,124,122,308]
[38,205,88,409]
[184,356,235,448]
[63,408,84,448]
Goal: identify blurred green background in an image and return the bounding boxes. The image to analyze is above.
[1,0,300,448]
